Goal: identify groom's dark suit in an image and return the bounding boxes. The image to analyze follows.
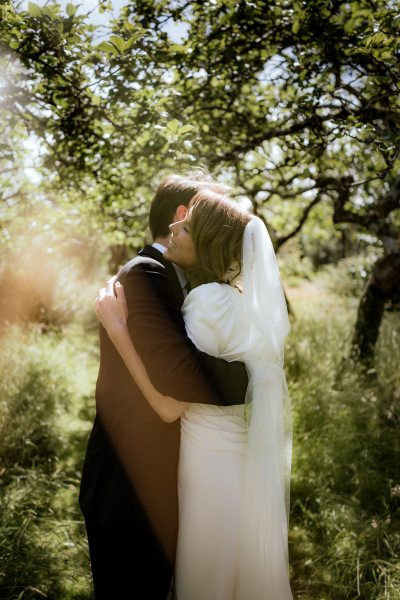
[79,245,248,599]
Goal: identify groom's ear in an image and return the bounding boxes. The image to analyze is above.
[175,204,188,221]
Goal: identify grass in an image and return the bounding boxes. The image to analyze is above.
[286,276,400,599]
[0,324,98,599]
[0,266,399,599]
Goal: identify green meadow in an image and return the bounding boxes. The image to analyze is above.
[0,264,398,599]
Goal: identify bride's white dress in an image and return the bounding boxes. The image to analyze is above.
[175,282,292,600]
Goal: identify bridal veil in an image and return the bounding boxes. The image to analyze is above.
[239,216,293,600]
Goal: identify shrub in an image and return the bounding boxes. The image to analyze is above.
[322,253,383,299]
[0,326,96,599]
[0,328,72,476]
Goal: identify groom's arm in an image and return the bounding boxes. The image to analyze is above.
[192,350,247,407]
[120,262,248,407]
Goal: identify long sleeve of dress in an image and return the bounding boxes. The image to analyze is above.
[182,282,249,362]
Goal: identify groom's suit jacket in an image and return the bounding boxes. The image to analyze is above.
[79,245,248,566]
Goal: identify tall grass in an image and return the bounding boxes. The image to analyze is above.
[287,287,400,599]
[0,268,398,599]
[0,326,98,599]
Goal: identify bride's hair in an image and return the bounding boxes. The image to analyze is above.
[186,190,251,287]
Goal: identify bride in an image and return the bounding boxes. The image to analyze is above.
[96,190,293,600]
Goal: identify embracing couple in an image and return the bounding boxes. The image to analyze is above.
[79,173,293,600]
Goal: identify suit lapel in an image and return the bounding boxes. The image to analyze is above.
[139,245,185,306]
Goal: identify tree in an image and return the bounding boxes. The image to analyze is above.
[0,0,187,240]
[1,0,399,360]
[146,0,400,362]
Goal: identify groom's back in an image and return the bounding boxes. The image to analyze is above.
[79,252,183,568]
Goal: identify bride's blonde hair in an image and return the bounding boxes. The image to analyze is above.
[186,190,251,287]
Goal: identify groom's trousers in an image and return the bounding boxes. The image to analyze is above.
[85,518,172,599]
[80,421,176,599]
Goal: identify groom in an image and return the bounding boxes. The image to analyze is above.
[79,173,248,599]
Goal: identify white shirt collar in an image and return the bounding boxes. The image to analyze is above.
[152,242,167,254]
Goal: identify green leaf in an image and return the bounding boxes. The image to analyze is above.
[98,0,112,13]
[9,39,20,49]
[292,18,300,34]
[169,43,185,53]
[68,34,81,44]
[166,119,181,134]
[319,7,331,18]
[10,28,22,39]
[52,93,69,109]
[178,124,195,134]
[346,46,369,56]
[66,3,77,17]
[42,6,58,18]
[28,2,41,17]
[365,32,387,48]
[109,35,126,54]
[136,130,152,146]
[91,95,101,106]
[125,31,145,48]
[97,41,119,56]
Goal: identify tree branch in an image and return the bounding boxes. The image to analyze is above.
[276,192,323,248]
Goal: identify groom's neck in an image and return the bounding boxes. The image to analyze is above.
[153,235,170,248]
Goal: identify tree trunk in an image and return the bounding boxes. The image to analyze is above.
[351,279,386,363]
[351,253,400,363]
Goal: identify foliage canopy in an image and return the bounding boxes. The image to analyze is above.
[0,0,399,357]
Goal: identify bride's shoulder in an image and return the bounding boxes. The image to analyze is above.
[186,281,239,303]
[183,283,244,323]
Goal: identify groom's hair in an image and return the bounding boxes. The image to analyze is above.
[149,171,229,239]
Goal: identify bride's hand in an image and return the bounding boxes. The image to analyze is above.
[95,276,128,337]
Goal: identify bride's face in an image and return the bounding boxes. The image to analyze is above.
[164,218,197,268]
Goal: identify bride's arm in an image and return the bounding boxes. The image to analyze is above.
[96,279,187,423]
